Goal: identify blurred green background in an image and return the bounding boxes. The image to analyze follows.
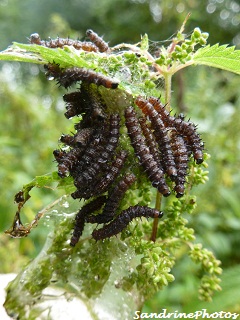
[0,0,240,313]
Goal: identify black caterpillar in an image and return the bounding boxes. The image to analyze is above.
[170,130,189,198]
[86,29,109,52]
[148,96,204,164]
[138,116,162,169]
[135,96,177,180]
[97,173,137,223]
[92,206,163,240]
[29,30,109,53]
[124,106,170,197]
[93,150,128,196]
[29,33,99,52]
[45,64,119,89]
[70,195,107,246]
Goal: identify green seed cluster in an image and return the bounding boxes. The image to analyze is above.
[120,240,175,300]
[189,243,222,301]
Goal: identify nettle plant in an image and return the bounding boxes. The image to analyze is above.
[1,21,240,319]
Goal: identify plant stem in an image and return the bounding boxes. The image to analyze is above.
[150,190,162,242]
[164,72,172,110]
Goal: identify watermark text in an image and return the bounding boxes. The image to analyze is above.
[133,309,239,319]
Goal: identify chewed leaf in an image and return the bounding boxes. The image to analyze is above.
[5,172,74,238]
[0,46,45,64]
[0,42,96,69]
[193,44,240,75]
[19,172,74,204]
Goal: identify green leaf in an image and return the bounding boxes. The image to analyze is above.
[17,171,74,205]
[193,44,240,75]
[0,46,45,64]
[0,43,98,69]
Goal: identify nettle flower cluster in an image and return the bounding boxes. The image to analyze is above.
[156,27,209,66]
[30,29,204,246]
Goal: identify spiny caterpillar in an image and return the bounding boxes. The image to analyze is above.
[124,106,170,197]
[29,32,99,52]
[29,29,110,53]
[135,96,177,180]
[45,64,119,89]
[92,206,163,240]
[86,29,109,52]
[148,96,204,164]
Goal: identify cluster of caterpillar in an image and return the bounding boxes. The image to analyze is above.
[38,29,204,244]
[53,83,163,244]
[39,31,163,244]
[126,96,204,198]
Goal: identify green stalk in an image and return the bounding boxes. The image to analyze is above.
[164,72,173,111]
[150,190,162,242]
